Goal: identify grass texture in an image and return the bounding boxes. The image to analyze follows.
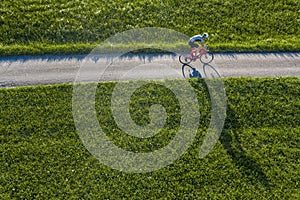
[0,0,300,55]
[0,77,299,199]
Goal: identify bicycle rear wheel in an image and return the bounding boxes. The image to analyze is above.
[179,54,193,64]
[200,52,214,64]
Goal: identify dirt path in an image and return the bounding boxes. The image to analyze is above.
[0,52,299,87]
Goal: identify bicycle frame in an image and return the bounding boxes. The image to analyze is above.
[179,44,214,65]
[190,45,208,59]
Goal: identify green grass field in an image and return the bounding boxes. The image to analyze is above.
[1,77,299,199]
[1,0,299,198]
[1,0,300,55]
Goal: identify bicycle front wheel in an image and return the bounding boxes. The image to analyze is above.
[200,53,214,64]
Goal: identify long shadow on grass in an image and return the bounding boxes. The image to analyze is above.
[220,107,271,190]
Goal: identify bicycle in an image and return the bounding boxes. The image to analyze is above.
[179,44,214,65]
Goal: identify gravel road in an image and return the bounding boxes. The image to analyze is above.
[1,52,299,87]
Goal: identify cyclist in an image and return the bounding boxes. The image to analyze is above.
[188,33,209,58]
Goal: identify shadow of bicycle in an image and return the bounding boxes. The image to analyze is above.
[181,63,221,79]
[181,64,202,78]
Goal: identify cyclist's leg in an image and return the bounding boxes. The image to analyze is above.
[189,41,199,57]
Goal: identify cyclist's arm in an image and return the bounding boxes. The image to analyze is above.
[199,39,205,46]
[194,40,204,48]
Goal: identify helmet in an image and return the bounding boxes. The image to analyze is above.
[203,33,209,38]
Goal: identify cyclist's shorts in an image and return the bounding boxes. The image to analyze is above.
[189,41,199,48]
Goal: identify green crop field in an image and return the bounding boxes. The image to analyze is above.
[0,0,300,55]
[1,77,299,199]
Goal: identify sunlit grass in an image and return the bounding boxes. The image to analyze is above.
[1,0,299,55]
[1,77,299,199]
